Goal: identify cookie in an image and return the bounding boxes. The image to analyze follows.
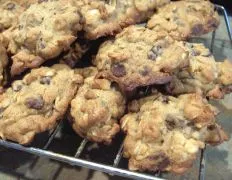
[0,64,83,144]
[0,44,8,88]
[94,26,189,91]
[147,0,219,40]
[70,67,126,144]
[7,0,82,76]
[75,0,170,39]
[59,40,90,68]
[121,93,228,173]
[0,0,25,33]
[166,43,232,99]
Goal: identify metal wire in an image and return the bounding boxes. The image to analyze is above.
[43,121,63,149]
[199,149,206,180]
[74,139,88,158]
[0,140,163,180]
[113,141,124,167]
[210,30,216,53]
[215,4,232,42]
[0,4,231,180]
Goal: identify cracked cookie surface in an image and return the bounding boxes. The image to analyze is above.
[0,64,83,144]
[147,0,219,40]
[94,26,189,91]
[71,67,125,144]
[121,93,228,173]
[166,43,232,99]
[7,0,82,76]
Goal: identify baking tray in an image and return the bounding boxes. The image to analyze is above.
[0,4,231,180]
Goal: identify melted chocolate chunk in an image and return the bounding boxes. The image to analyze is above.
[25,96,44,110]
[111,63,126,77]
[191,24,204,35]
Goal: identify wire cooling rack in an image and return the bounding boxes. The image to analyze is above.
[0,4,231,180]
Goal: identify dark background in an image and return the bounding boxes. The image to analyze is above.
[211,0,232,14]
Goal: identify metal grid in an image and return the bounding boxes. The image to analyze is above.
[0,4,231,180]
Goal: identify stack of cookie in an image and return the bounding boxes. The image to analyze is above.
[0,0,231,174]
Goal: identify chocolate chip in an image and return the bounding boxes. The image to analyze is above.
[18,25,23,30]
[207,124,216,131]
[7,3,15,10]
[166,118,176,130]
[38,0,48,3]
[162,96,169,104]
[40,76,51,85]
[148,153,170,170]
[191,24,204,35]
[12,84,23,92]
[25,96,44,110]
[0,107,5,114]
[147,51,157,60]
[152,45,162,55]
[0,24,4,32]
[40,42,46,49]
[12,81,24,92]
[158,157,170,170]
[148,45,163,60]
[111,63,126,77]
[191,49,201,56]
[139,66,150,76]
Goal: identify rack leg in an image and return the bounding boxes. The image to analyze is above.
[211,30,216,53]
[199,149,206,180]
[215,4,232,42]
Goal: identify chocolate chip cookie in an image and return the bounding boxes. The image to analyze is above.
[121,93,228,173]
[75,0,170,39]
[0,44,8,89]
[7,0,82,76]
[0,0,25,33]
[0,64,83,144]
[147,0,219,40]
[70,67,126,144]
[166,42,232,99]
[94,26,189,91]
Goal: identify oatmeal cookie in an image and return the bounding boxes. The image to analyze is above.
[70,67,125,144]
[0,64,83,144]
[0,44,8,88]
[75,0,170,39]
[147,0,219,40]
[166,43,232,99]
[7,0,82,76]
[94,26,189,91]
[0,0,25,33]
[121,93,228,173]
